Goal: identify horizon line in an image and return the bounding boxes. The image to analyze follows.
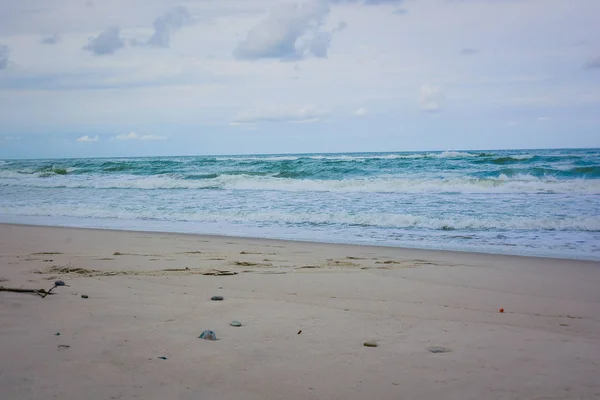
[1,146,598,161]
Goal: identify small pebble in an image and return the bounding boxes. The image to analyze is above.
[199,330,217,340]
[364,340,378,347]
[230,320,242,327]
[55,280,65,286]
[427,346,451,353]
[55,332,60,336]
[157,356,168,360]
[81,294,89,299]
[211,296,224,301]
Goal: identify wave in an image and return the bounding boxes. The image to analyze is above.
[3,206,598,232]
[485,156,536,165]
[489,166,600,179]
[1,173,599,194]
[216,151,484,162]
[571,166,600,176]
[3,151,596,180]
[8,165,72,177]
[437,151,477,158]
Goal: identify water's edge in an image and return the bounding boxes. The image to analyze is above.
[1,218,598,262]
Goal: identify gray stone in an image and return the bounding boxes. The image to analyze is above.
[230,320,242,327]
[427,346,451,353]
[211,296,224,301]
[364,340,378,347]
[81,294,89,299]
[199,330,217,340]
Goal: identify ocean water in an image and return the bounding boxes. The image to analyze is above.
[1,148,599,260]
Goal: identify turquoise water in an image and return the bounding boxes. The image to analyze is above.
[1,148,599,260]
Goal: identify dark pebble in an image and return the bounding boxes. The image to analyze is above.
[55,280,66,286]
[211,296,224,301]
[199,330,217,340]
[81,294,89,299]
[427,346,451,353]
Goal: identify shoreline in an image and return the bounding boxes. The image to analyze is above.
[1,221,598,263]
[1,223,599,399]
[2,221,599,264]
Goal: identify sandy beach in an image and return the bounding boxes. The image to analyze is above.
[1,223,599,400]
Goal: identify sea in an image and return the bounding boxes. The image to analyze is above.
[1,148,599,260]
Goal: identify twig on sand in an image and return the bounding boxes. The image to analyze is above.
[1,280,65,298]
[0,287,51,298]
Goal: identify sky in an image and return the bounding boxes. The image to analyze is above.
[0,0,599,159]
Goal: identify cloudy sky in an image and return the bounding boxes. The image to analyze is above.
[0,0,599,158]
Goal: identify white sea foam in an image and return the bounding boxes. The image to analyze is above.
[2,205,599,232]
[1,173,599,194]
[437,151,476,158]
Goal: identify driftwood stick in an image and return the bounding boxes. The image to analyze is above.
[0,287,53,297]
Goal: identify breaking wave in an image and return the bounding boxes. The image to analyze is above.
[1,173,599,194]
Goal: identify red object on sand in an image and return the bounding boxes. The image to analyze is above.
[499,308,505,313]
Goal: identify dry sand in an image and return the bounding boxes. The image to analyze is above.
[1,223,599,400]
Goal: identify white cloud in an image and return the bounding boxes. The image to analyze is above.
[233,1,334,60]
[147,6,192,48]
[76,135,99,142]
[420,84,445,112]
[83,26,124,55]
[115,132,167,140]
[354,107,368,116]
[538,116,551,121]
[232,106,330,124]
